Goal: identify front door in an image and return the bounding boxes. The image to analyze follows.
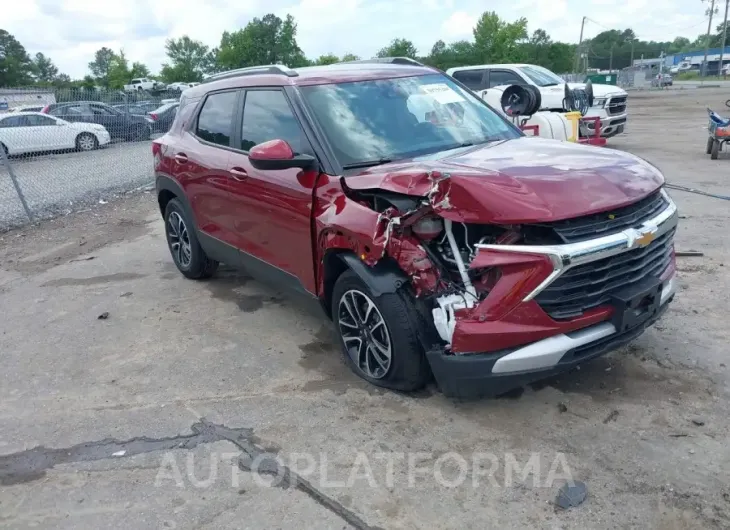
[226,88,318,294]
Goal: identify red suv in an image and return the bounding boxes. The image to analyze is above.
[153,60,677,398]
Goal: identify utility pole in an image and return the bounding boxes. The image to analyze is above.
[703,0,717,76]
[609,44,614,74]
[719,0,729,76]
[630,40,635,66]
[574,16,587,73]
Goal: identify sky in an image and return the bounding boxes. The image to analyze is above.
[4,0,711,79]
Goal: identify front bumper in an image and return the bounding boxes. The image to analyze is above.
[427,192,678,398]
[428,275,675,399]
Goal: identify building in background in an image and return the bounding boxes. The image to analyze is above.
[0,89,56,113]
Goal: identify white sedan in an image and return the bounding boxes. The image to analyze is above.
[0,112,111,156]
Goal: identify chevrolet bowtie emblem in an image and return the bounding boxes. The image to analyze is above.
[635,230,656,247]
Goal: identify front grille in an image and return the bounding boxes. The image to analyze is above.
[535,227,675,320]
[607,96,627,116]
[532,191,667,244]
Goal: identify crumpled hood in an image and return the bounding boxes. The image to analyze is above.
[343,137,664,224]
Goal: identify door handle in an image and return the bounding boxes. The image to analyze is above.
[229,167,248,181]
[174,153,188,164]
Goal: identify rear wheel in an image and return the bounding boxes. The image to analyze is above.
[332,270,430,392]
[76,133,98,152]
[132,124,150,141]
[706,136,714,154]
[711,139,720,160]
[164,198,218,279]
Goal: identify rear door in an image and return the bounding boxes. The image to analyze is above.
[226,88,318,294]
[0,114,33,154]
[53,103,93,125]
[451,69,488,91]
[175,89,239,245]
[485,69,525,88]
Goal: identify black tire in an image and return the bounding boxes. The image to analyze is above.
[331,270,430,392]
[725,99,730,109]
[164,198,218,279]
[706,136,714,154]
[75,133,98,152]
[711,139,720,160]
[132,124,150,141]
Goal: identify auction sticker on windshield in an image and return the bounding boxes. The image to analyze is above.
[419,83,464,104]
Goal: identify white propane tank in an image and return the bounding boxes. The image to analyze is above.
[478,87,573,142]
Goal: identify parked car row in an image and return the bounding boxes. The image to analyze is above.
[0,112,110,156]
[41,102,153,141]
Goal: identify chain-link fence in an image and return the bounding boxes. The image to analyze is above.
[0,86,183,231]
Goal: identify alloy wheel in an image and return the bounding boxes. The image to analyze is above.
[337,289,392,379]
[78,135,95,151]
[167,211,192,268]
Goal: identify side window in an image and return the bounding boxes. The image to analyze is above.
[240,90,308,153]
[0,115,30,127]
[451,69,486,90]
[488,70,524,88]
[196,91,237,147]
[60,104,88,116]
[26,115,56,126]
[90,105,114,116]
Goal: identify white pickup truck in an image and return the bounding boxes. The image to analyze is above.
[446,63,628,138]
[123,78,166,92]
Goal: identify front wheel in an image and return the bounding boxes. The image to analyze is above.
[706,136,714,154]
[332,270,430,392]
[711,139,720,160]
[76,133,98,152]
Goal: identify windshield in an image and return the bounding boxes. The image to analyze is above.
[299,74,520,168]
[518,65,565,87]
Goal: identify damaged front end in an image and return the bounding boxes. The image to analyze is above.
[338,167,678,361]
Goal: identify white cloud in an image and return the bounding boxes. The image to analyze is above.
[2,0,709,79]
[442,11,479,39]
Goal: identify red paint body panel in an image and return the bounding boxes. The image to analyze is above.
[451,302,613,354]
[227,150,319,293]
[250,139,295,160]
[345,137,664,223]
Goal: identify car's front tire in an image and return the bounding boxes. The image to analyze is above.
[164,198,218,279]
[75,133,98,152]
[332,270,430,392]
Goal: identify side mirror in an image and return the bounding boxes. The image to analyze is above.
[249,139,317,171]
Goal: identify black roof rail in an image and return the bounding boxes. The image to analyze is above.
[337,57,425,66]
[202,65,298,83]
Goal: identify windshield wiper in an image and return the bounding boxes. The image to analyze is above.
[342,157,393,170]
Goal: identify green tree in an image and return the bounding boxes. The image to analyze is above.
[88,47,116,87]
[217,14,308,70]
[341,52,360,62]
[376,38,418,58]
[473,12,528,63]
[0,30,34,86]
[52,73,72,88]
[526,29,552,66]
[130,61,150,79]
[107,49,131,89]
[314,53,340,65]
[32,52,58,84]
[160,36,215,82]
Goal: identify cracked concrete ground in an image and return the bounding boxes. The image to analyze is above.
[1,89,730,529]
